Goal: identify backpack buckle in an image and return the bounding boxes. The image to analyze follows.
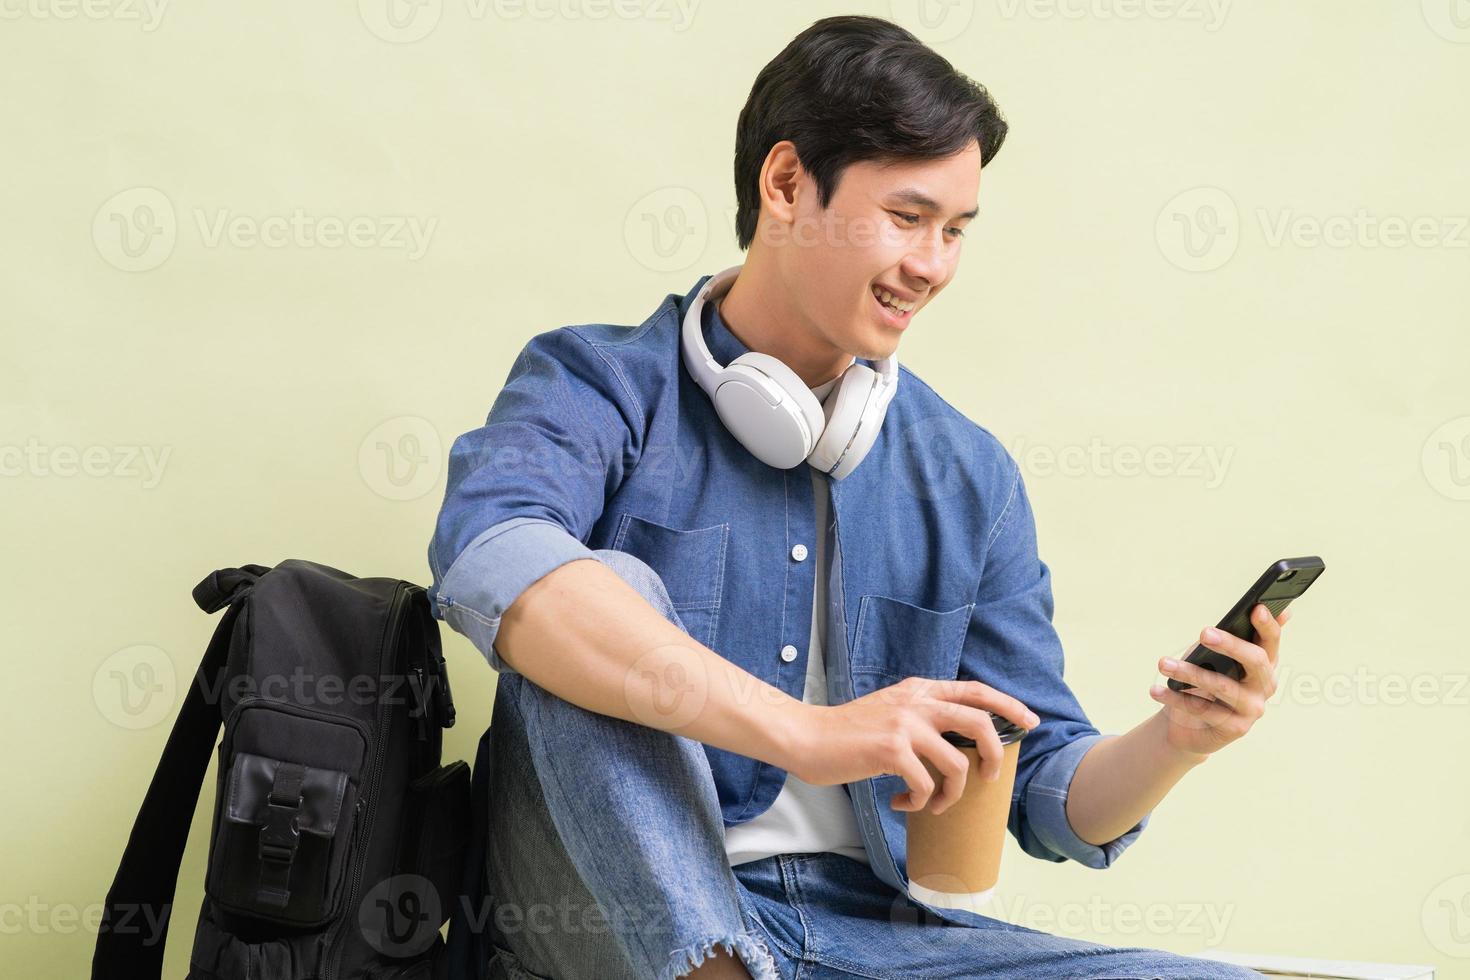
[259,800,302,865]
[255,762,307,907]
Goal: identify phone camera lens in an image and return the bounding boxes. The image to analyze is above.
[1276,570,1297,582]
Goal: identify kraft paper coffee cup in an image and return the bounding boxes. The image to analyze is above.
[905,712,1028,913]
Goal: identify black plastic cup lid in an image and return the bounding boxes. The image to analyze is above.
[941,711,1028,748]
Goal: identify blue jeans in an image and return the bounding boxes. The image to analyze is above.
[481,549,1261,979]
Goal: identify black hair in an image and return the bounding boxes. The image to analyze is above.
[732,15,1008,250]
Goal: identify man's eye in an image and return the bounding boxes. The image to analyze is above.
[891,211,965,239]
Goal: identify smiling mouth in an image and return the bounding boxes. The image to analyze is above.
[871,286,914,325]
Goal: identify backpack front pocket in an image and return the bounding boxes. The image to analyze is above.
[207,700,369,928]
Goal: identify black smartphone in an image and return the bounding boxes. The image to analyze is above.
[1167,556,1326,693]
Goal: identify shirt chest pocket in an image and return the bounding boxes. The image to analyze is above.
[850,594,973,699]
[611,512,729,650]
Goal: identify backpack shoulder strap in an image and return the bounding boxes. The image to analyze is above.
[91,567,264,980]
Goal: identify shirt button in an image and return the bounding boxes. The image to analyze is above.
[780,644,798,663]
[790,544,808,562]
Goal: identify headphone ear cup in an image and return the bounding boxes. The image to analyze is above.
[713,356,825,469]
[729,352,826,431]
[810,362,884,480]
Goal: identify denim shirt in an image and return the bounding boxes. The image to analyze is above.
[426,271,1149,911]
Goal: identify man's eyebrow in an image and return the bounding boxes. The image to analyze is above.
[885,187,979,220]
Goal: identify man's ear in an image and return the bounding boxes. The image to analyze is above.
[760,140,804,223]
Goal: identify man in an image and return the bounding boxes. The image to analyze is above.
[428,15,1288,979]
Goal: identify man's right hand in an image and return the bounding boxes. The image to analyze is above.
[778,678,1039,816]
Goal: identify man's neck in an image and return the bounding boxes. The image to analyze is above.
[716,265,853,389]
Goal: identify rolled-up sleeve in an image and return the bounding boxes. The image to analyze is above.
[1022,730,1149,868]
[427,327,641,675]
[958,455,1148,868]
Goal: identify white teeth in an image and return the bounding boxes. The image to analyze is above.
[873,287,915,313]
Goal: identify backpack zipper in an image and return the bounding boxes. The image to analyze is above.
[321,581,414,979]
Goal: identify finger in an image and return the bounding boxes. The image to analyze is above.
[1161,656,1243,709]
[1149,682,1235,729]
[889,747,937,813]
[910,678,1039,732]
[1198,626,1269,682]
[1250,604,1283,666]
[924,701,1003,780]
[913,729,971,815]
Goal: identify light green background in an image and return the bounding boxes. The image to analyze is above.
[4,2,1467,976]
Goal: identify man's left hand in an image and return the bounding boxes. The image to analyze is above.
[1149,603,1292,757]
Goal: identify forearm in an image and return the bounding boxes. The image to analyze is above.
[1064,709,1208,846]
[495,556,803,769]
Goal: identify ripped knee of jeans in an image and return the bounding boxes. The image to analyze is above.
[664,931,780,980]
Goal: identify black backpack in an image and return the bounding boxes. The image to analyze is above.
[92,560,472,980]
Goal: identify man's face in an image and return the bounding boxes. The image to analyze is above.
[772,139,981,361]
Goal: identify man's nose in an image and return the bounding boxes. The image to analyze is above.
[900,237,946,293]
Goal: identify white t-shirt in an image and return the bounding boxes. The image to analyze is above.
[723,374,869,868]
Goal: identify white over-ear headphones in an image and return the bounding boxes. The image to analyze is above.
[680,264,900,481]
